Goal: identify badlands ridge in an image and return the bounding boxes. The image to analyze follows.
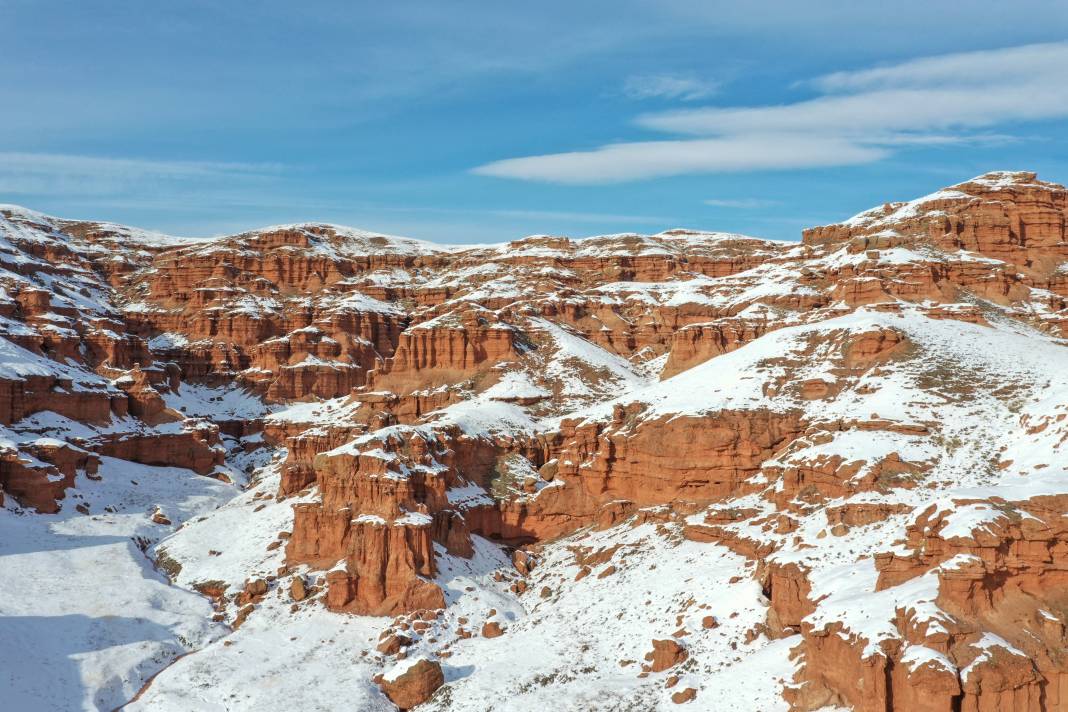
[1,171,1068,711]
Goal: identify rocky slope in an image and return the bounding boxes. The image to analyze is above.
[2,170,1068,711]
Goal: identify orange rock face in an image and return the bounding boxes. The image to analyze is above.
[804,172,1068,274]
[662,316,773,378]
[368,308,524,395]
[546,405,805,516]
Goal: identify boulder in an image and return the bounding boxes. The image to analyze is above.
[375,658,444,710]
[482,621,505,638]
[671,688,697,704]
[645,639,688,672]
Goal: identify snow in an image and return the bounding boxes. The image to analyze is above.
[163,384,277,421]
[960,632,1029,681]
[446,482,495,508]
[936,502,1009,540]
[805,560,948,658]
[113,458,397,712]
[528,316,646,399]
[330,290,405,315]
[265,396,361,426]
[0,457,236,711]
[765,428,938,484]
[147,332,190,350]
[153,462,304,592]
[418,522,796,711]
[965,170,1046,190]
[483,372,550,401]
[841,189,973,230]
[429,397,538,438]
[900,644,956,673]
[382,656,427,683]
[0,335,109,384]
[127,595,393,712]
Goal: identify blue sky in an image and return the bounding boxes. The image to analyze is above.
[3,1,1068,242]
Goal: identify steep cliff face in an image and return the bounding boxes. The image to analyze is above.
[804,171,1068,268]
[0,206,235,513]
[7,171,1068,712]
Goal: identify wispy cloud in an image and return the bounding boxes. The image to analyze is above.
[807,42,1068,93]
[474,41,1068,183]
[474,135,885,183]
[621,73,718,102]
[703,198,779,209]
[0,152,282,196]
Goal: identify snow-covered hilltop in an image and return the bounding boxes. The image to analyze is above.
[2,171,1068,711]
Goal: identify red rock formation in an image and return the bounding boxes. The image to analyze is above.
[662,316,774,377]
[805,173,1068,269]
[551,405,805,509]
[282,423,507,614]
[98,426,224,476]
[0,439,99,512]
[371,309,522,395]
[9,172,1068,710]
[290,512,444,615]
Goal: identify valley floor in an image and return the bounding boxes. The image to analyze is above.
[2,449,797,711]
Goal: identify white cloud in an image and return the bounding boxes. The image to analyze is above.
[474,134,885,183]
[621,73,718,101]
[809,41,1068,93]
[474,41,1068,183]
[639,86,1068,136]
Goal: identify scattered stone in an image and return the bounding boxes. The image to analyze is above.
[512,549,534,574]
[644,639,688,672]
[671,688,697,704]
[245,578,268,597]
[376,632,414,655]
[232,604,255,629]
